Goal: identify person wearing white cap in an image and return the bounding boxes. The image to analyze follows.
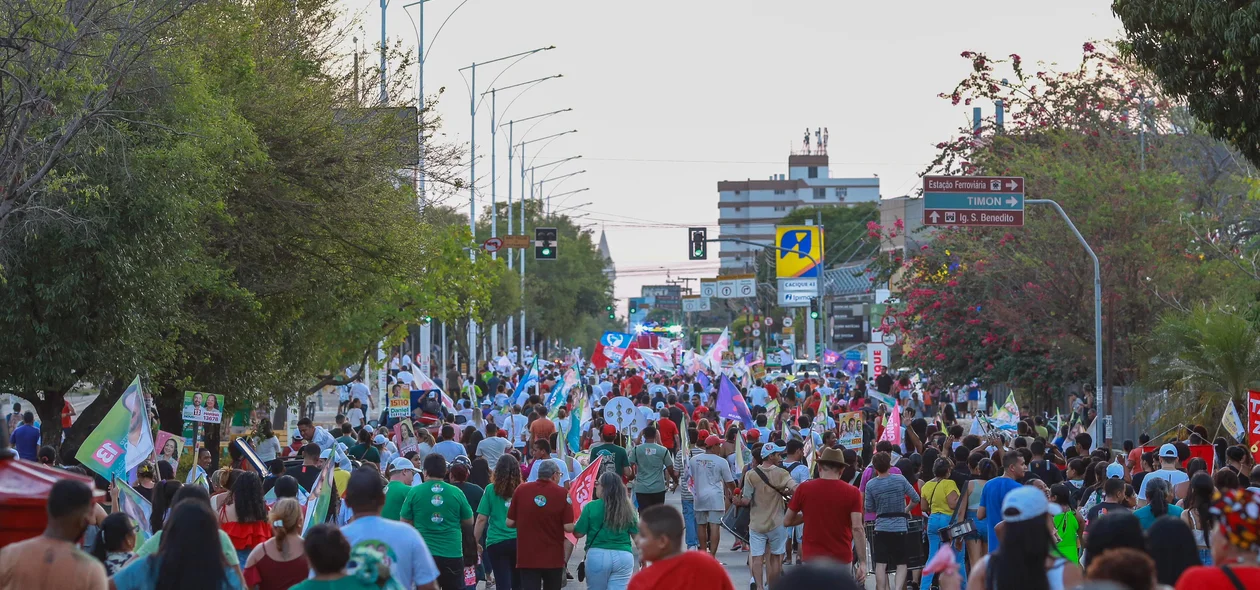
[1137,443,1188,504]
[968,486,1082,590]
[382,457,417,521]
[374,433,394,466]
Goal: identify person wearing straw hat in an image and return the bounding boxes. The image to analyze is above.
[784,447,866,578]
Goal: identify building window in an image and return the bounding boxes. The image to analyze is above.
[774,205,786,212]
[808,166,818,178]
[774,189,785,195]
[735,223,742,228]
[734,207,742,212]
[813,187,826,199]
[734,190,741,195]
[835,187,848,198]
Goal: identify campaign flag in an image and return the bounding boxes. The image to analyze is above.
[302,457,336,533]
[822,349,841,366]
[879,402,903,445]
[512,357,539,405]
[683,349,704,375]
[1247,390,1260,464]
[566,456,604,544]
[716,374,754,429]
[568,394,585,452]
[697,370,712,392]
[413,371,458,412]
[637,348,674,373]
[592,331,633,370]
[1222,400,1247,444]
[76,376,155,480]
[990,392,1020,430]
[547,369,579,419]
[114,478,154,541]
[569,347,583,372]
[702,328,730,372]
[734,436,750,475]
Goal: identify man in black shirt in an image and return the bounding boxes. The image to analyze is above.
[875,370,894,395]
[1028,440,1064,485]
[284,443,323,492]
[1085,478,1129,524]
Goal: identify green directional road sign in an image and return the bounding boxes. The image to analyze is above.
[923,192,1023,210]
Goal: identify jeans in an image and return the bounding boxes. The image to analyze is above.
[433,556,466,590]
[923,513,967,590]
[682,499,699,548]
[486,539,520,590]
[584,548,633,590]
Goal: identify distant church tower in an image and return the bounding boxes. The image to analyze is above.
[598,229,616,285]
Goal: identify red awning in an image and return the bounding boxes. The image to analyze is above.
[0,456,101,505]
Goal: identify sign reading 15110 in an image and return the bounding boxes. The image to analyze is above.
[923,175,1025,227]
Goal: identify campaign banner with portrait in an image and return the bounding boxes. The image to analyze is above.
[835,411,864,450]
[182,391,225,424]
[154,431,183,473]
[75,376,155,480]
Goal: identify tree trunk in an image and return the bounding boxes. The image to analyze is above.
[31,389,66,458]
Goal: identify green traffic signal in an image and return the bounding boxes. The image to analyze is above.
[608,313,615,319]
[810,310,820,319]
[541,247,551,256]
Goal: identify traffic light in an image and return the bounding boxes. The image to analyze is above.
[535,227,558,260]
[809,298,820,320]
[688,227,708,260]
[629,303,638,314]
[606,304,615,320]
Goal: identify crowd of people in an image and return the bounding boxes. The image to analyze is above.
[4,352,1260,590]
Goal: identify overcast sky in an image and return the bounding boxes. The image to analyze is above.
[354,0,1123,313]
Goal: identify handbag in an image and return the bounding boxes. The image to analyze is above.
[936,480,977,542]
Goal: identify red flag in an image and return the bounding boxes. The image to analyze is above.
[565,456,603,544]
[1248,390,1260,463]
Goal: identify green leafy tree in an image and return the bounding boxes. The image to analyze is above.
[868,46,1248,404]
[1142,301,1260,431]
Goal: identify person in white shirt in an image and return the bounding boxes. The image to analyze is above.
[503,406,529,449]
[345,399,366,429]
[389,354,401,373]
[525,439,572,487]
[350,379,372,411]
[1138,443,1190,503]
[298,418,338,452]
[476,430,512,469]
[341,467,441,590]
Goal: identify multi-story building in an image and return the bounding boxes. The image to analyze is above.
[717,151,880,272]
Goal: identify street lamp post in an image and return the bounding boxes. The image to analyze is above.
[534,169,586,217]
[458,45,554,379]
[483,75,561,257]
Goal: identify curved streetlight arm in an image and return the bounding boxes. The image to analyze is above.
[538,168,585,185]
[483,74,562,97]
[526,155,581,172]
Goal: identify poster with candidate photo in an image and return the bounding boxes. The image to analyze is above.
[835,411,864,450]
[182,391,225,423]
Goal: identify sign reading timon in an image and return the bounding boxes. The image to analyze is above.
[923,175,1025,227]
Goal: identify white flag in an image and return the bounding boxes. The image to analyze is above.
[1222,400,1246,443]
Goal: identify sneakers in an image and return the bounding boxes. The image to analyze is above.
[749,581,757,590]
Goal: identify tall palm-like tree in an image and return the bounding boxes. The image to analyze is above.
[1143,302,1260,434]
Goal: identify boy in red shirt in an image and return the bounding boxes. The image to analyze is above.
[629,505,733,590]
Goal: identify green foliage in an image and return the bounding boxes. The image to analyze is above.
[1113,1,1260,169]
[1141,301,1260,430]
[867,46,1252,401]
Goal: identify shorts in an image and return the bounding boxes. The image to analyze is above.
[696,510,724,524]
[872,530,910,566]
[790,523,803,543]
[749,526,788,556]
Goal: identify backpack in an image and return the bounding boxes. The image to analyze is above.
[594,446,621,480]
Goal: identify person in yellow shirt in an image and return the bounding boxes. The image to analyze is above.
[920,458,967,590]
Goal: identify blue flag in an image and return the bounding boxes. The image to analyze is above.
[513,357,539,405]
[697,371,711,391]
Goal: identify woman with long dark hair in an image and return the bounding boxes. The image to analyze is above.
[1145,516,1201,587]
[219,471,272,564]
[1181,472,1217,565]
[1133,477,1181,530]
[1049,484,1083,565]
[149,480,183,533]
[475,454,522,590]
[112,501,241,590]
[568,472,638,590]
[92,512,137,575]
[967,487,1082,590]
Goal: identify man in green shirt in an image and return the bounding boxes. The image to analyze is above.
[629,425,674,511]
[591,424,632,482]
[335,423,356,448]
[381,457,416,520]
[401,454,473,590]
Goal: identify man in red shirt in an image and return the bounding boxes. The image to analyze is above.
[507,460,573,590]
[784,447,866,579]
[765,380,779,401]
[60,399,75,431]
[629,504,733,590]
[655,408,679,452]
[622,369,645,398]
